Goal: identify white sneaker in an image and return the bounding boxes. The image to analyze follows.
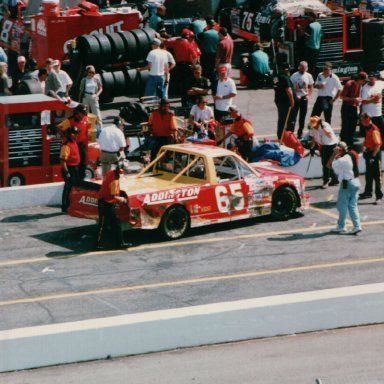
[330,227,346,234]
[349,227,362,235]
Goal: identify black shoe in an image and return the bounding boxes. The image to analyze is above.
[118,242,133,249]
[359,192,373,200]
[329,180,339,186]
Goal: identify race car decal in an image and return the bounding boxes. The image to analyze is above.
[79,195,98,207]
[143,186,201,206]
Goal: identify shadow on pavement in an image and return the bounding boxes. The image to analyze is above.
[1,212,63,223]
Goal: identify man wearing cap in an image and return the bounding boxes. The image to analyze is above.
[359,113,383,205]
[53,60,73,99]
[139,38,174,98]
[44,58,62,99]
[96,164,132,250]
[311,62,342,124]
[339,71,367,147]
[303,12,322,75]
[148,99,178,160]
[165,30,198,98]
[327,141,362,234]
[98,116,127,177]
[60,126,81,213]
[361,72,384,141]
[247,43,271,89]
[224,105,254,161]
[309,115,339,188]
[274,62,296,140]
[58,104,89,180]
[213,65,237,122]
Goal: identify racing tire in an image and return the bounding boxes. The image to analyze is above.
[131,29,150,61]
[124,68,138,94]
[94,34,113,64]
[106,32,126,62]
[7,173,25,187]
[119,31,138,62]
[142,27,156,46]
[76,35,101,64]
[16,79,43,95]
[159,205,190,240]
[84,167,95,180]
[100,72,115,99]
[112,70,127,97]
[271,186,298,221]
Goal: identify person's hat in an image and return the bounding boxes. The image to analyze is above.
[357,71,368,81]
[309,116,321,127]
[228,105,239,113]
[159,98,170,105]
[74,103,88,115]
[338,141,348,151]
[181,28,194,37]
[52,59,60,66]
[280,62,291,70]
[218,66,228,74]
[368,72,380,78]
[68,126,80,134]
[17,56,26,63]
[151,38,161,46]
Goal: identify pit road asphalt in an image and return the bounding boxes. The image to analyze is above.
[1,69,383,381]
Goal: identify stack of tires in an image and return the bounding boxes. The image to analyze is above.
[72,27,156,103]
[17,28,156,103]
[362,19,384,72]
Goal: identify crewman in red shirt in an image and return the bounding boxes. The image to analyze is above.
[58,103,89,179]
[359,113,383,204]
[224,105,254,161]
[60,126,80,213]
[165,30,199,98]
[96,164,132,250]
[148,99,178,160]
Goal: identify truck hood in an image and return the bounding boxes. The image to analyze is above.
[251,162,304,180]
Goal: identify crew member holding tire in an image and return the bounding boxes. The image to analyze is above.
[96,164,132,250]
[60,127,81,213]
[79,65,103,136]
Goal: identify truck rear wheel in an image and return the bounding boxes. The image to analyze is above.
[271,186,298,220]
[159,205,190,240]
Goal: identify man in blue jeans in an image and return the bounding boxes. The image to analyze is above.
[328,141,362,235]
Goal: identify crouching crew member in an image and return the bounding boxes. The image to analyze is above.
[148,99,178,161]
[60,126,80,213]
[224,105,254,162]
[96,164,132,250]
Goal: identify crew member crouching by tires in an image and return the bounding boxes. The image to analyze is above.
[96,164,132,250]
[60,127,81,213]
[224,105,254,162]
[148,99,178,161]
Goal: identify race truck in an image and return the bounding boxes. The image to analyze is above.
[219,0,364,78]
[68,143,309,240]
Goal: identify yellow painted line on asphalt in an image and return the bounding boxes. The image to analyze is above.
[1,255,384,307]
[1,220,384,268]
[309,205,340,220]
